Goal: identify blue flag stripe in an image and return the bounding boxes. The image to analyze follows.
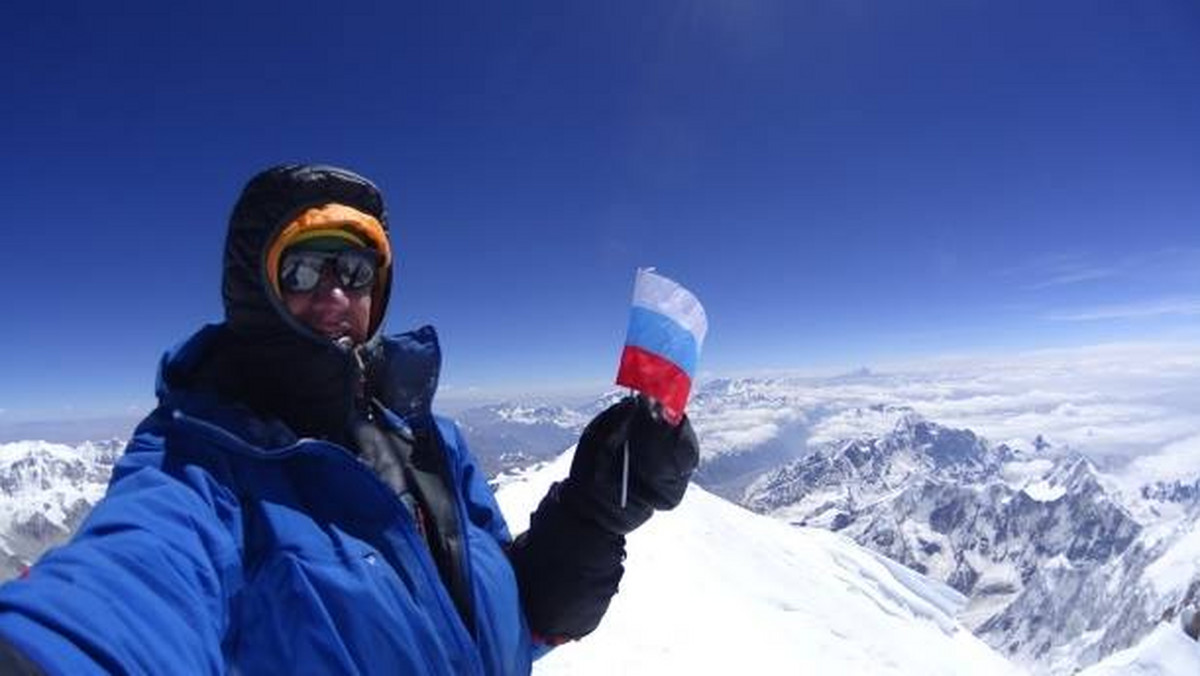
[625,306,699,377]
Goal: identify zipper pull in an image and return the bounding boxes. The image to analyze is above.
[350,343,368,373]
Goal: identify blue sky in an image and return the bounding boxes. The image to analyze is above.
[1,0,1198,421]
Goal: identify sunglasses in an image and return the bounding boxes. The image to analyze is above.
[279,249,380,293]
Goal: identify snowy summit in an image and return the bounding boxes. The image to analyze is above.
[495,451,1020,675]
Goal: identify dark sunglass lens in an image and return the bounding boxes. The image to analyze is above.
[337,252,377,290]
[280,254,323,292]
[280,250,377,293]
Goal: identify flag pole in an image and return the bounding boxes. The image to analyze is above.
[621,388,634,509]
[620,440,630,509]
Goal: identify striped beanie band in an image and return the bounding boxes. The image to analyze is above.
[265,203,393,298]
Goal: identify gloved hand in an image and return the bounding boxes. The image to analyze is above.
[559,395,700,535]
[509,397,698,639]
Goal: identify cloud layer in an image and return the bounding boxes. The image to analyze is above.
[692,341,1200,487]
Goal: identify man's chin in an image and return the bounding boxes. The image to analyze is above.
[315,325,355,342]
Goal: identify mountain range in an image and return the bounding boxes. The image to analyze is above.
[3,374,1200,672]
[457,379,1200,673]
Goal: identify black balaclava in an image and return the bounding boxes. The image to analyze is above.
[204,164,394,446]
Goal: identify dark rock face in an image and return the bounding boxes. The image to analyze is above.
[63,498,94,532]
[918,425,983,467]
[1141,479,1200,504]
[12,513,63,541]
[692,431,806,501]
[930,499,966,534]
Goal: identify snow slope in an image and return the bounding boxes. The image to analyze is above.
[494,451,1022,675]
[1077,622,1200,676]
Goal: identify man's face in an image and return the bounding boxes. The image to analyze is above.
[280,253,374,344]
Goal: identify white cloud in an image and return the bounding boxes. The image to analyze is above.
[692,340,1200,486]
[707,423,783,451]
[1014,247,1200,292]
[1026,266,1120,290]
[1122,434,1200,488]
[880,343,1200,458]
[691,404,805,458]
[1005,251,1122,290]
[1046,298,1200,322]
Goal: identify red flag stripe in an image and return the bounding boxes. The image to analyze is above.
[615,345,692,425]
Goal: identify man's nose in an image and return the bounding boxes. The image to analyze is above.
[311,269,351,302]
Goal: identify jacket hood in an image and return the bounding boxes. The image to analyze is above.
[209,164,399,443]
[224,163,392,340]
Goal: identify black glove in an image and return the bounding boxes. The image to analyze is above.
[508,395,699,640]
[560,395,699,535]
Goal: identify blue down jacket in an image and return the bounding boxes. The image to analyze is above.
[0,325,534,675]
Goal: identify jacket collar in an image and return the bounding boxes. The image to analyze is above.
[155,323,442,451]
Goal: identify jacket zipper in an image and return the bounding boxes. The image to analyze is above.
[431,418,484,641]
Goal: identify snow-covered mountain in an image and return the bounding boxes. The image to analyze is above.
[1026,495,1200,673]
[0,440,123,579]
[739,410,1200,674]
[456,402,589,476]
[442,373,1200,672]
[494,451,1021,675]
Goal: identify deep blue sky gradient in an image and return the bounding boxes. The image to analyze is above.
[2,0,1199,419]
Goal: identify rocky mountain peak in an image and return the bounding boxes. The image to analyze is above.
[1046,455,1101,495]
[743,418,1152,673]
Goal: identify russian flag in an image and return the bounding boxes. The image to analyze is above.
[616,269,708,425]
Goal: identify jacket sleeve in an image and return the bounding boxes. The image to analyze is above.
[436,417,624,645]
[0,426,244,676]
[506,481,626,643]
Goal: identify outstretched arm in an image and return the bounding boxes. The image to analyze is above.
[508,396,699,643]
[0,429,244,675]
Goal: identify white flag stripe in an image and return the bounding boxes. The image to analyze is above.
[631,269,708,346]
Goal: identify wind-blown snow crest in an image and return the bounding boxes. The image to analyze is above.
[495,451,1021,675]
